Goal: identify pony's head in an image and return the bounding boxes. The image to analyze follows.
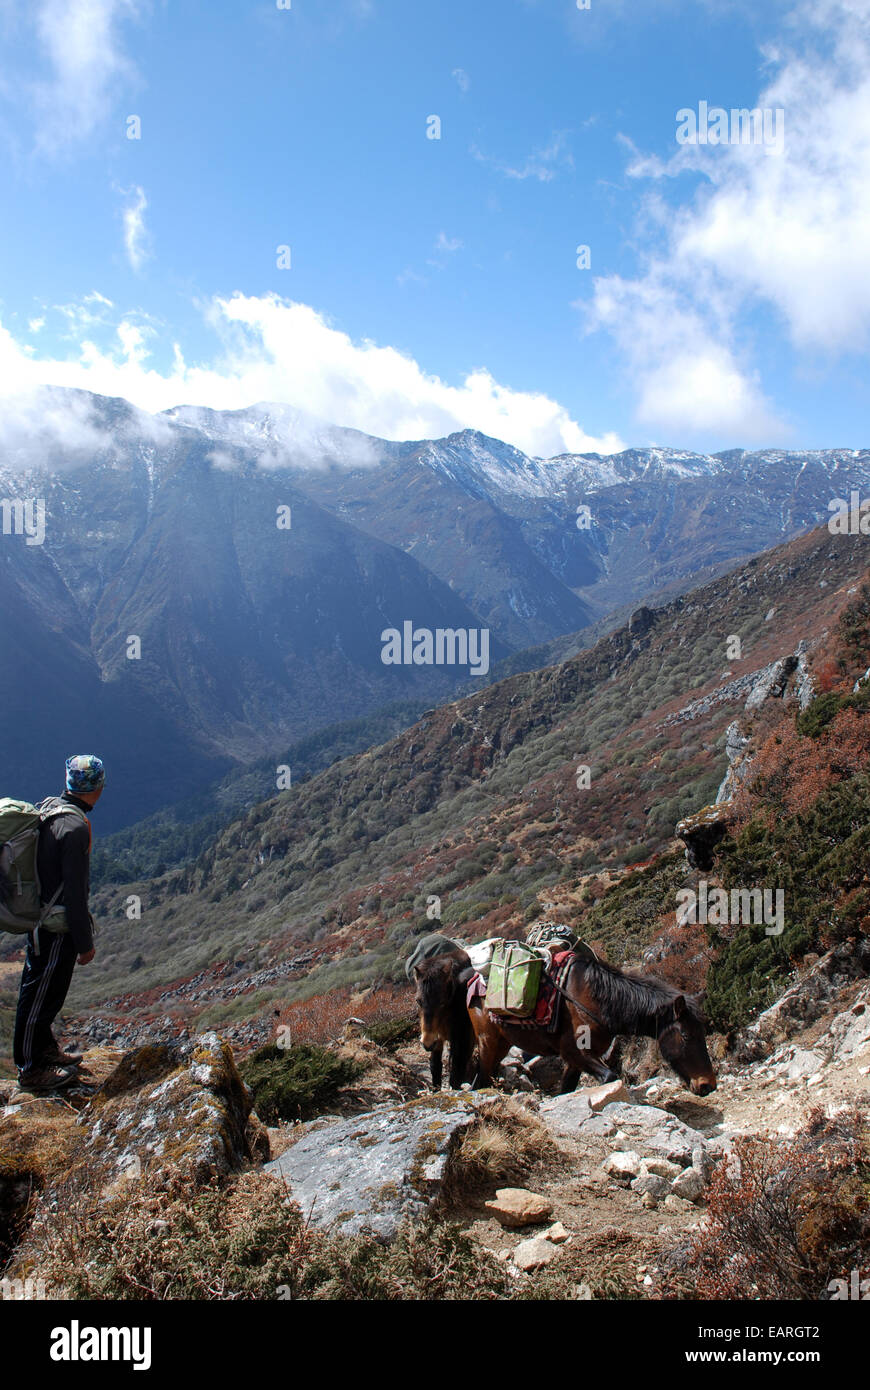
[657,993,717,1096]
[413,952,468,1051]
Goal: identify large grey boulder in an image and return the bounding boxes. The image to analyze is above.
[263,1092,491,1241]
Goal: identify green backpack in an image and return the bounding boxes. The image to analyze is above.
[0,797,88,941]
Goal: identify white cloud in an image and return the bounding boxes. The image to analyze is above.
[121,186,150,272]
[426,231,464,270]
[396,267,428,287]
[54,289,115,336]
[585,272,785,437]
[452,67,470,93]
[472,131,574,183]
[434,232,463,254]
[31,0,143,151]
[588,0,870,437]
[0,293,625,458]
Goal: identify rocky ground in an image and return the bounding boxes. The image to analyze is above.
[1,942,867,1299]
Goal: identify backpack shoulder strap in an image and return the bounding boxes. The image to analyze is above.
[38,798,92,849]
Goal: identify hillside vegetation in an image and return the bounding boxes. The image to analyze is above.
[3,520,855,1061]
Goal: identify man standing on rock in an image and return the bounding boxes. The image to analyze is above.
[13,755,104,1094]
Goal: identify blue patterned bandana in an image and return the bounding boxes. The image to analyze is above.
[65,754,105,794]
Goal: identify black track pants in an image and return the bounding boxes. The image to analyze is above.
[13,929,78,1073]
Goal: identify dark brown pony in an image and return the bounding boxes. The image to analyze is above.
[412,948,476,1090]
[470,954,717,1096]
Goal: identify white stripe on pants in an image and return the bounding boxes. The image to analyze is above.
[21,930,64,1072]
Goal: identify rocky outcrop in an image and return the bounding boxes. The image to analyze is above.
[795,641,816,710]
[715,720,753,805]
[744,653,799,712]
[0,1033,258,1260]
[77,1032,257,1188]
[733,942,870,1063]
[675,803,732,870]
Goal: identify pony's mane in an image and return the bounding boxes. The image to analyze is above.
[581,957,705,1032]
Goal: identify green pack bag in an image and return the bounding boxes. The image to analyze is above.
[0,797,87,938]
[484,941,544,1017]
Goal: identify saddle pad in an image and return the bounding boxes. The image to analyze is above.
[466,971,487,1009]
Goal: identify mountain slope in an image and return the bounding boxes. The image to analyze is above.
[43,519,868,1049]
[3,386,868,830]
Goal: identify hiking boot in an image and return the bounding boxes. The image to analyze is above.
[17,1064,79,1094]
[41,1044,83,1067]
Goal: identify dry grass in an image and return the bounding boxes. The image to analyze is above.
[9,1166,521,1301]
[440,1097,561,1207]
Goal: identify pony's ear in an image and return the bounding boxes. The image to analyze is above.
[673,994,687,1019]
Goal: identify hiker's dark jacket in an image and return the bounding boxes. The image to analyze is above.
[36,793,93,954]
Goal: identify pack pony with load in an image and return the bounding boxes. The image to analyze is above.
[409,923,717,1096]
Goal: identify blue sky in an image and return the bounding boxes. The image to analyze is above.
[0,0,868,456]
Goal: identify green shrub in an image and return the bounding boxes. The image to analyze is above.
[705,773,870,1030]
[364,1017,417,1051]
[796,683,870,738]
[240,1043,365,1123]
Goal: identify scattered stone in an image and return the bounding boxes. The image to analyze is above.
[641,1192,658,1209]
[523,1055,566,1092]
[640,1157,683,1180]
[484,1188,554,1228]
[585,1079,630,1111]
[603,1150,642,1181]
[671,1167,706,1203]
[545,1222,570,1244]
[631,1174,670,1200]
[664,1193,697,1211]
[691,1146,714,1184]
[786,1049,824,1080]
[513,1235,557,1271]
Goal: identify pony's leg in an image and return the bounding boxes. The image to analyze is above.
[430,1042,444,1091]
[559,1064,580,1094]
[449,1032,473,1089]
[560,1026,619,1086]
[449,1002,475,1089]
[577,1050,619,1084]
[472,1026,510,1089]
